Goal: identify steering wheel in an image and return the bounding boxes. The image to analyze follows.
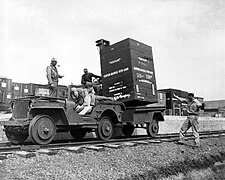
[70,91,77,102]
[70,90,84,105]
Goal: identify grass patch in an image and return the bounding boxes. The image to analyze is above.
[120,151,225,180]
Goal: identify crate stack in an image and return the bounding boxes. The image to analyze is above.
[99,38,158,106]
[11,82,23,99]
[0,77,12,103]
[0,77,12,111]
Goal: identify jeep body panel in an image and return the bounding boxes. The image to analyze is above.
[122,104,165,125]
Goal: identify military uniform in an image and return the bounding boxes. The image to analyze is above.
[179,99,202,146]
[71,87,114,115]
[46,59,63,97]
[81,70,102,94]
[81,72,101,86]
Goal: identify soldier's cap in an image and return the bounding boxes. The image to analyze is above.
[51,58,57,62]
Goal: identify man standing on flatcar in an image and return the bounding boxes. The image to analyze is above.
[81,68,101,87]
[46,58,64,97]
[174,93,203,147]
[81,68,102,94]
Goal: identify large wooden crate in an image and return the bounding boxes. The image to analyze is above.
[100,38,158,106]
[0,77,12,103]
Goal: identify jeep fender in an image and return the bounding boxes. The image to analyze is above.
[29,107,68,126]
[144,111,164,123]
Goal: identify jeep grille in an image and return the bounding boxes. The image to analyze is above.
[13,101,29,119]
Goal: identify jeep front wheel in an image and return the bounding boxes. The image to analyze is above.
[29,115,56,145]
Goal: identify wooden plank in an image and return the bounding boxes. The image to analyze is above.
[21,145,40,151]
[121,142,136,146]
[14,151,36,158]
[37,149,57,156]
[64,146,84,153]
[86,146,105,152]
[102,144,121,149]
[135,141,149,145]
[148,139,162,143]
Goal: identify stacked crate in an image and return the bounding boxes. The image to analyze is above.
[0,77,12,103]
[22,83,67,98]
[0,77,12,111]
[22,83,32,97]
[11,82,23,99]
[99,38,158,106]
[58,85,68,99]
[28,83,49,96]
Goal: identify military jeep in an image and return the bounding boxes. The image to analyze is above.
[3,96,125,145]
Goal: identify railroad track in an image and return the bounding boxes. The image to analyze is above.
[0,130,225,155]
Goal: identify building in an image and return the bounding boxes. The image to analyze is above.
[204,100,225,117]
[158,88,204,116]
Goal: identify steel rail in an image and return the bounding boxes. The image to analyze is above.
[0,130,225,154]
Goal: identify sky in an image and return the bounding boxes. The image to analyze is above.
[0,0,225,101]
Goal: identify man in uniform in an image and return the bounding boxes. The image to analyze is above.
[71,87,114,115]
[174,93,203,147]
[46,58,63,97]
[81,68,101,94]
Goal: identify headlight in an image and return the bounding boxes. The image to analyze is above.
[28,100,33,108]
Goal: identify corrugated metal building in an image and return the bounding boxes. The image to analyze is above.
[204,100,225,117]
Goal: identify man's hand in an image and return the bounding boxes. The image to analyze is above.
[50,83,54,87]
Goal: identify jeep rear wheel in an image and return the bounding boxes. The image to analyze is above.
[146,120,159,137]
[96,116,113,141]
[29,115,56,145]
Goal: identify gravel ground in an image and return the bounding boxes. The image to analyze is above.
[0,137,225,180]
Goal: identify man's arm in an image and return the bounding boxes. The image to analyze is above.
[92,73,101,79]
[173,94,187,103]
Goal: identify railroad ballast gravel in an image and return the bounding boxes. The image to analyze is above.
[1,137,225,180]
